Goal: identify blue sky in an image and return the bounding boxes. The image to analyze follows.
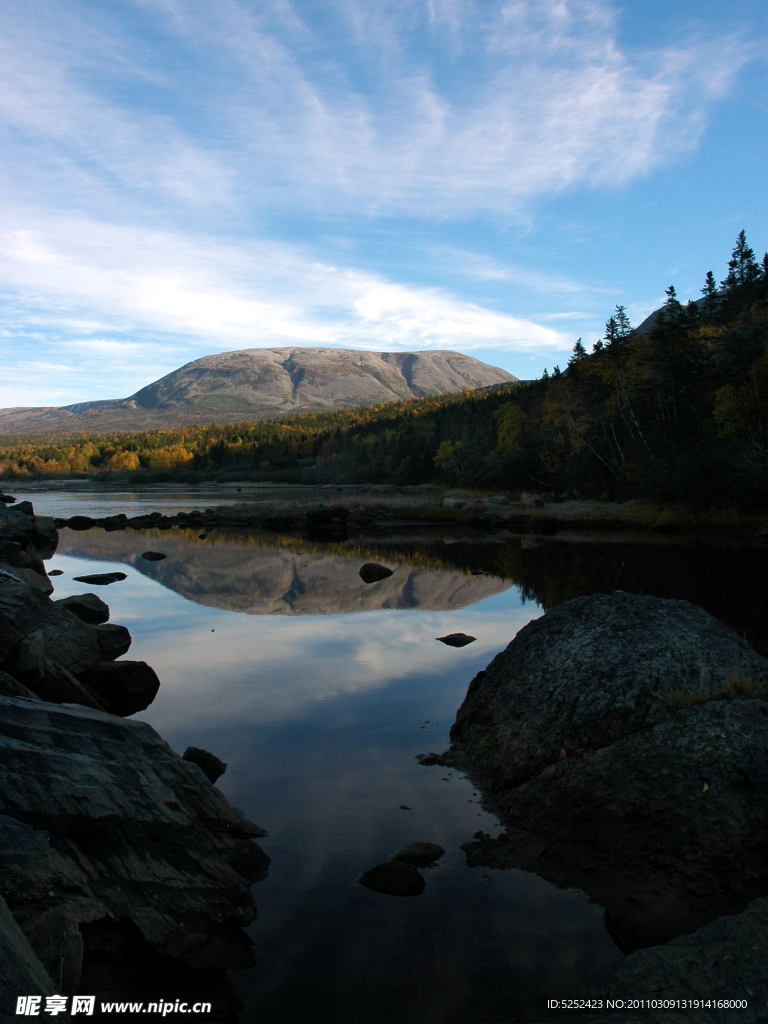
[0,0,766,408]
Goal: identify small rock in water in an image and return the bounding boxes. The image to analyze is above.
[141,551,167,561]
[183,746,227,783]
[72,572,127,586]
[399,804,412,810]
[390,842,445,866]
[357,861,425,897]
[199,533,207,540]
[48,569,64,576]
[359,562,394,584]
[436,633,476,647]
[66,515,95,530]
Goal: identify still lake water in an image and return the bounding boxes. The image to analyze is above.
[17,488,768,1023]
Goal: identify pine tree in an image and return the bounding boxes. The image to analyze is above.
[661,285,683,324]
[701,270,718,315]
[568,339,587,366]
[604,316,620,348]
[614,305,633,338]
[722,230,759,290]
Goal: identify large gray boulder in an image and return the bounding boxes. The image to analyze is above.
[0,696,269,1002]
[447,592,768,948]
[451,591,768,789]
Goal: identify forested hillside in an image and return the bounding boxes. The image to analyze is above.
[2,232,767,507]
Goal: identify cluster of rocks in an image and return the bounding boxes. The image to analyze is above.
[0,500,270,1017]
[423,591,768,1017]
[357,842,445,897]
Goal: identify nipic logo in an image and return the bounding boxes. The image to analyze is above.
[16,996,95,1016]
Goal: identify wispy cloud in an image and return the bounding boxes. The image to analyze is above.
[0,211,566,404]
[0,0,757,406]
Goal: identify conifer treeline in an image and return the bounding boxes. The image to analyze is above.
[2,232,767,506]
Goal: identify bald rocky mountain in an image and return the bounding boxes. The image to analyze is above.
[0,347,518,435]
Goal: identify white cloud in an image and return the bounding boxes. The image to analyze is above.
[0,0,756,404]
[0,211,566,404]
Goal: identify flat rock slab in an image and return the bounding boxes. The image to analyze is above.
[72,572,127,585]
[390,842,445,866]
[0,696,270,993]
[141,551,167,561]
[357,861,425,896]
[436,633,476,647]
[359,562,394,584]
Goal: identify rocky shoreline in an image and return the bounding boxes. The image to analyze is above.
[0,499,270,1020]
[420,591,768,1022]
[4,490,768,1021]
[35,486,768,546]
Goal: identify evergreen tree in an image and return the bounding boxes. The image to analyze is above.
[661,285,683,324]
[567,339,587,366]
[701,270,718,315]
[604,316,620,348]
[592,339,604,353]
[615,305,633,338]
[722,230,759,290]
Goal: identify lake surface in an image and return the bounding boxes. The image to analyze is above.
[18,487,768,1023]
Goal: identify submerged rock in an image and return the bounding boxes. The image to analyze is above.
[445,592,768,948]
[141,551,167,561]
[0,696,270,1001]
[359,562,394,584]
[390,842,445,866]
[357,861,425,897]
[183,746,227,784]
[72,572,127,585]
[436,633,476,647]
[55,592,110,624]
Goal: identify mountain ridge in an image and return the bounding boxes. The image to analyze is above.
[0,347,517,436]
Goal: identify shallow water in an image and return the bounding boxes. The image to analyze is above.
[27,489,768,1022]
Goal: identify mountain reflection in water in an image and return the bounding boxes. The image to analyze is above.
[55,529,513,614]
[42,521,768,1023]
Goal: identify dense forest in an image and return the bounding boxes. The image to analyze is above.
[2,231,767,507]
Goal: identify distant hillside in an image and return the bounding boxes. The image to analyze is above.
[0,347,517,435]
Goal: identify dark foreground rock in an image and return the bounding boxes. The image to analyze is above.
[0,696,269,1012]
[184,746,228,784]
[444,592,768,950]
[357,861,425,896]
[359,562,394,584]
[594,896,768,1023]
[0,569,156,719]
[79,660,161,716]
[390,842,445,866]
[54,592,110,623]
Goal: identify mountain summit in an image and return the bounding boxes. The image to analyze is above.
[0,347,518,435]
